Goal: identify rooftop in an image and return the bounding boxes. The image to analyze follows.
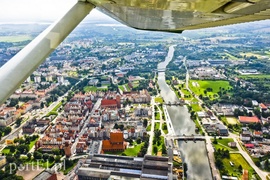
[238,116,260,124]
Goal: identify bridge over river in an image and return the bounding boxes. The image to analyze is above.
[164,101,186,106]
[167,134,206,142]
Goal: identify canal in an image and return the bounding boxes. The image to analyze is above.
[157,45,212,180]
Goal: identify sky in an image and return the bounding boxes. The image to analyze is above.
[0,0,112,23]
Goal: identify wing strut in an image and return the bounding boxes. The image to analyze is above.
[0,2,94,105]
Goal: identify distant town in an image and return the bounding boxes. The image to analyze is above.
[0,21,270,180]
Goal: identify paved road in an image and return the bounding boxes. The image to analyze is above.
[205,136,221,180]
[163,105,175,136]
[71,98,101,155]
[147,97,155,155]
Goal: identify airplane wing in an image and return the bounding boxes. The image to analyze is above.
[90,0,270,33]
[1,0,270,105]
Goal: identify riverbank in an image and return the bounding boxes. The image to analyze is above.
[163,105,175,136]
[157,45,212,179]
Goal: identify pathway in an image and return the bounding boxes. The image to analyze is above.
[147,97,156,155]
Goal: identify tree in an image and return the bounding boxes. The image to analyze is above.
[33,151,42,159]
[136,138,141,144]
[49,155,55,162]
[4,127,12,135]
[265,159,269,170]
[17,144,29,154]
[143,119,148,128]
[27,153,32,160]
[40,102,45,108]
[162,144,167,154]
[153,138,157,145]
[253,107,261,119]
[114,123,119,129]
[14,151,21,159]
[9,145,16,153]
[157,140,161,146]
[238,165,242,172]
[55,155,61,163]
[154,129,161,139]
[52,148,60,155]
[213,135,218,144]
[153,146,158,154]
[15,118,22,127]
[42,153,49,160]
[183,163,188,178]
[215,158,224,169]
[8,99,19,107]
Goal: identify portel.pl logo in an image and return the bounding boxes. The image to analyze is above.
[9,160,65,174]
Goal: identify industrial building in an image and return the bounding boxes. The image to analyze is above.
[77,154,172,180]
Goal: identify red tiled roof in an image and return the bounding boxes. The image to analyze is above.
[245,144,254,148]
[254,131,262,135]
[260,103,267,109]
[110,132,123,143]
[101,99,117,106]
[238,116,260,123]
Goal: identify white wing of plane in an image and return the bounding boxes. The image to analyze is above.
[0,0,270,104]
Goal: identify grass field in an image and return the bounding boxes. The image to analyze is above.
[194,119,203,135]
[118,85,124,91]
[162,123,168,134]
[67,71,78,77]
[105,143,144,157]
[224,52,238,60]
[212,138,238,151]
[238,74,270,79]
[146,124,151,131]
[0,35,33,42]
[84,86,107,92]
[132,81,140,88]
[181,87,193,100]
[2,147,10,154]
[124,143,144,156]
[240,52,263,59]
[226,117,239,125]
[189,80,232,100]
[84,86,98,92]
[155,97,163,104]
[191,103,202,112]
[118,84,130,92]
[155,111,160,120]
[45,111,58,117]
[155,122,160,131]
[29,138,39,150]
[52,102,62,112]
[222,153,255,179]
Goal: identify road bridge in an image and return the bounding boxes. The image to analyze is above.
[164,101,186,106]
[167,134,205,142]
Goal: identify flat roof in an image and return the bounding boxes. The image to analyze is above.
[77,167,111,178]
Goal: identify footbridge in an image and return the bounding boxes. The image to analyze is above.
[167,134,206,142]
[164,101,186,106]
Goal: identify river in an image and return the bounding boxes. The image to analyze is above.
[157,45,212,180]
